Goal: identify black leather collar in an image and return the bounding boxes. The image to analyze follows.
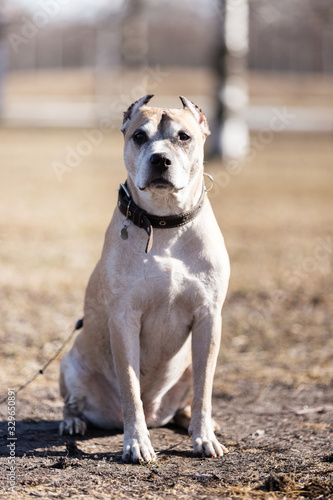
[117,182,206,253]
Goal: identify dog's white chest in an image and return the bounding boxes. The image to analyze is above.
[140,252,206,310]
[119,254,191,341]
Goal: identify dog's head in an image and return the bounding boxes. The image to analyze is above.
[121,95,210,196]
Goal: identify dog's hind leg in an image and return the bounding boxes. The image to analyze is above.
[146,366,193,428]
[59,352,88,435]
[173,404,192,429]
[59,344,123,435]
[173,406,220,431]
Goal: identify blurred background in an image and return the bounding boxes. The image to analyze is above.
[0,0,332,405]
[1,0,333,139]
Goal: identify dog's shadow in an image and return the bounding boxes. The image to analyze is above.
[0,419,192,463]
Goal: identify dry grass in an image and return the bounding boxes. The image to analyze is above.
[0,126,332,396]
[0,127,332,499]
[5,68,333,106]
[4,68,215,101]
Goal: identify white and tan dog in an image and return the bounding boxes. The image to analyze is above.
[59,95,230,463]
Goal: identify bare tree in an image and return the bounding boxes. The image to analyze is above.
[210,0,249,160]
[0,2,7,120]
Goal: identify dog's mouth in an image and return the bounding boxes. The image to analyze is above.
[139,178,178,191]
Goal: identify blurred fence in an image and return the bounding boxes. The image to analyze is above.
[1,0,333,134]
[3,0,333,74]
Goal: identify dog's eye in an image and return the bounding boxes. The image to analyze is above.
[178,132,190,142]
[132,130,147,145]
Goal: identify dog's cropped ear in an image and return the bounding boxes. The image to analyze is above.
[179,96,210,138]
[121,95,154,132]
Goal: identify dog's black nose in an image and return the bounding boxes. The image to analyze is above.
[150,153,172,170]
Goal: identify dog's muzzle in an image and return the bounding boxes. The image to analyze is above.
[141,153,175,191]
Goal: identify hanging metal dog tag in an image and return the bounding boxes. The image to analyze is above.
[121,226,128,240]
[121,219,131,240]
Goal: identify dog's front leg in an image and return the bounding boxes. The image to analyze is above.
[189,308,228,458]
[109,314,156,463]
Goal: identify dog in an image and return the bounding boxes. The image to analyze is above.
[59,95,230,463]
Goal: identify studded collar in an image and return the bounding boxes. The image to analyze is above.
[117,182,206,253]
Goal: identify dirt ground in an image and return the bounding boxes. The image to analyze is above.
[0,127,332,499]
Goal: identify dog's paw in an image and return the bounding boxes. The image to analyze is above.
[189,424,228,458]
[59,417,87,436]
[122,436,157,464]
[192,436,228,458]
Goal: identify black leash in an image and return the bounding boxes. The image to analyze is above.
[0,318,84,406]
